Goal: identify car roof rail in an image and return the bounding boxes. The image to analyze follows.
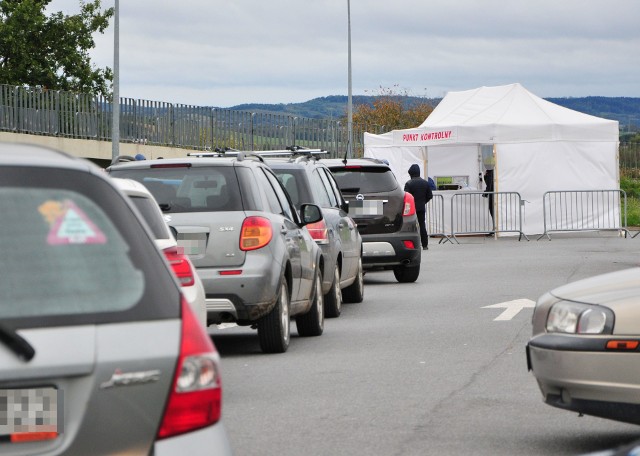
[187,147,238,158]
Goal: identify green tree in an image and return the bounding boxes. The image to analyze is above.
[351,85,434,131]
[0,0,114,97]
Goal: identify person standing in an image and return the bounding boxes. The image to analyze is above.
[404,164,433,250]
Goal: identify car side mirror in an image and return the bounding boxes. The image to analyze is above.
[340,201,349,213]
[300,203,322,226]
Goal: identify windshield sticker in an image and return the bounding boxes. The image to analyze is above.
[39,200,107,245]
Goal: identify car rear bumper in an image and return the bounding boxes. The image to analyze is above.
[197,255,282,325]
[154,421,233,456]
[527,337,640,423]
[360,232,421,269]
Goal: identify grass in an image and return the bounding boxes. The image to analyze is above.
[621,169,640,226]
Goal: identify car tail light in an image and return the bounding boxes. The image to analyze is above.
[157,298,222,439]
[164,246,195,287]
[240,216,272,251]
[403,240,416,249]
[306,219,329,244]
[403,192,416,216]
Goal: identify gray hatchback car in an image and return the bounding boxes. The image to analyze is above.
[0,142,231,455]
[108,153,325,353]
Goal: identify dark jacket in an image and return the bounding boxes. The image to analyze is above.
[404,176,433,209]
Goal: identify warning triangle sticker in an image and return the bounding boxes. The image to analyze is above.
[47,200,107,245]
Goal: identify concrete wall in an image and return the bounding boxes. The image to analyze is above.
[0,131,193,163]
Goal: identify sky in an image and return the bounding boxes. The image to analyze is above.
[47,0,640,108]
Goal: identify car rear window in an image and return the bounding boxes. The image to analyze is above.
[128,195,172,240]
[330,167,398,193]
[110,165,243,213]
[0,167,180,326]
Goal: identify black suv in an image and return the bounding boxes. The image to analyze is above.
[324,158,422,283]
[108,152,325,353]
[266,152,364,318]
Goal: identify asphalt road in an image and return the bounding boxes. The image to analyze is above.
[210,232,640,456]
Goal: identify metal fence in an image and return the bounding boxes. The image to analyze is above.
[0,84,383,158]
[538,190,630,240]
[426,194,451,243]
[450,192,529,242]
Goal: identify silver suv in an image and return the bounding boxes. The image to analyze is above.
[108,153,325,353]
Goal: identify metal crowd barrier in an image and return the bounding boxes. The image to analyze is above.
[538,190,630,240]
[425,194,451,244]
[450,191,529,243]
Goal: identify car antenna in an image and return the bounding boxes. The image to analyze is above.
[342,149,348,165]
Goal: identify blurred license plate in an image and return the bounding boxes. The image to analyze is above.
[349,200,383,216]
[0,388,61,443]
[177,232,207,255]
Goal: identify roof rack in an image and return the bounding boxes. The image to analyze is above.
[187,147,238,158]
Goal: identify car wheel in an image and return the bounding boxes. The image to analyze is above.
[323,264,342,318]
[296,270,324,337]
[342,257,364,303]
[393,264,420,283]
[257,276,290,353]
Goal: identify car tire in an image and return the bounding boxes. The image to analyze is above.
[323,264,342,318]
[342,257,364,303]
[393,264,420,283]
[257,276,290,353]
[296,270,324,337]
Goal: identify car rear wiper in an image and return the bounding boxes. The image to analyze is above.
[340,187,360,193]
[0,323,35,362]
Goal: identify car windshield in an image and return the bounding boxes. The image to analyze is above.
[110,166,243,213]
[330,167,398,193]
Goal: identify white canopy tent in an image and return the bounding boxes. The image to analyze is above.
[364,83,620,235]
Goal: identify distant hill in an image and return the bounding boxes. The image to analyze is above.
[229,95,640,131]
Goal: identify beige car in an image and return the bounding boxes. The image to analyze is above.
[527,267,640,425]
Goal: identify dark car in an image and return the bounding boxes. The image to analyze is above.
[324,158,421,283]
[267,152,364,318]
[108,152,325,354]
[0,142,231,454]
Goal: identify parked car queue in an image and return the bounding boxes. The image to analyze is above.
[0,141,426,454]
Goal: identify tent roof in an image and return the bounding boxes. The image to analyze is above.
[370,83,619,146]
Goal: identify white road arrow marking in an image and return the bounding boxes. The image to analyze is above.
[482,299,536,321]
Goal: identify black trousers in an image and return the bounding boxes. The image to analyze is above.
[416,210,428,247]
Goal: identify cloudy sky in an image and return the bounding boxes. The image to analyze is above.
[48,0,640,108]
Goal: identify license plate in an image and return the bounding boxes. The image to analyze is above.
[349,200,383,216]
[177,232,207,255]
[0,388,62,443]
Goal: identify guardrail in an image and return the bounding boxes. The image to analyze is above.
[0,84,383,157]
[450,191,529,243]
[538,190,630,240]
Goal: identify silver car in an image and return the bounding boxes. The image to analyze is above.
[0,142,231,455]
[108,153,325,353]
[527,267,640,425]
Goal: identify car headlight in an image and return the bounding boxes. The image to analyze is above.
[546,301,614,334]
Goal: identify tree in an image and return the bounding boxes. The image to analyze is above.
[0,0,114,97]
[351,85,434,131]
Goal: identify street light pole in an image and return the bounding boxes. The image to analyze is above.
[111,0,120,161]
[347,0,353,159]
